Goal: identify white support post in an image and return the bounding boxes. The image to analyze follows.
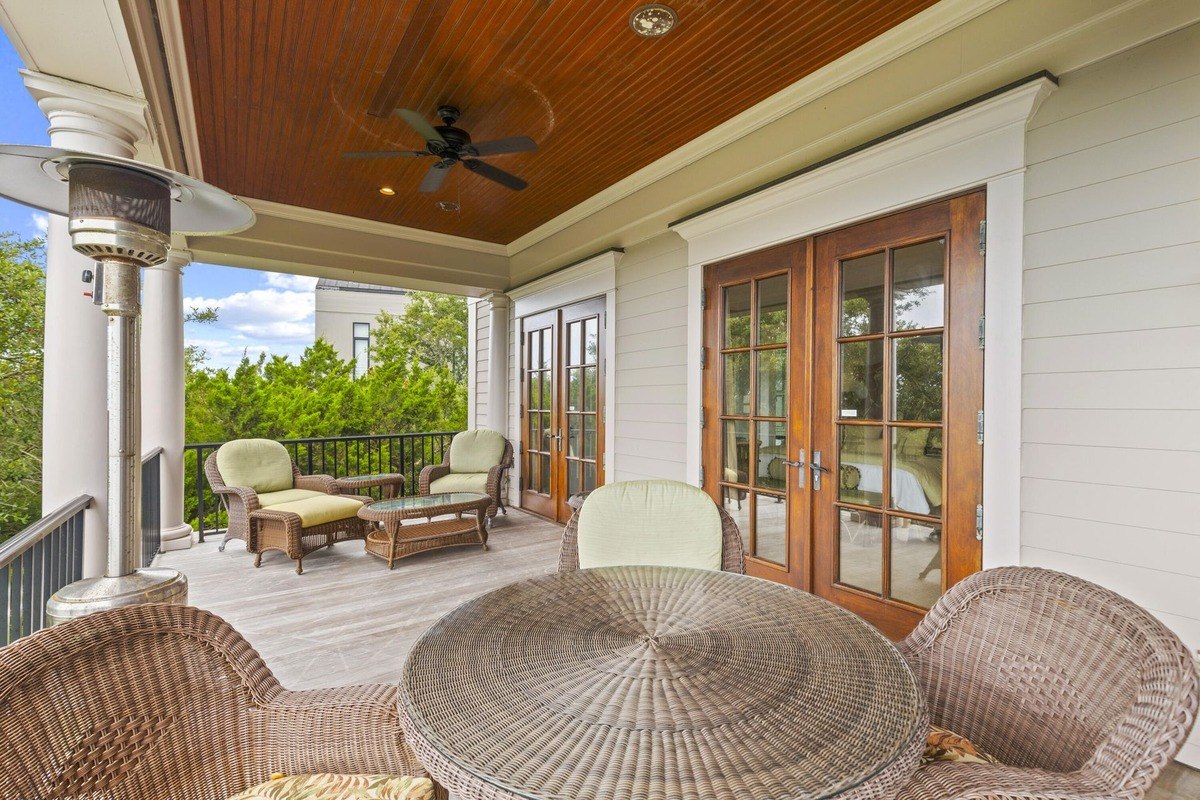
[485,293,510,436]
[23,71,149,578]
[142,248,194,551]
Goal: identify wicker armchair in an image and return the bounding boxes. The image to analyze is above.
[419,431,513,520]
[0,604,438,800]
[896,566,1199,800]
[559,480,746,573]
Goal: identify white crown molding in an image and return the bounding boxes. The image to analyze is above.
[244,197,509,256]
[153,0,205,179]
[504,0,1008,257]
[508,248,622,319]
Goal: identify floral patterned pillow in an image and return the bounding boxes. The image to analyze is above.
[922,726,999,765]
[228,774,434,800]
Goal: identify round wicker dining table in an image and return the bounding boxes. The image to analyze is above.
[399,566,927,800]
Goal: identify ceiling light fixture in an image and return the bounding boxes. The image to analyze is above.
[378,186,396,196]
[436,200,461,212]
[629,4,677,38]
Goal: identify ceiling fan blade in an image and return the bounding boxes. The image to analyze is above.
[419,161,453,193]
[342,150,428,159]
[469,136,538,157]
[396,108,446,146]
[463,159,527,191]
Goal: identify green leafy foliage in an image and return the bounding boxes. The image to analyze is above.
[0,234,46,539]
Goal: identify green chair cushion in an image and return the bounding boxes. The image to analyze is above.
[448,429,505,475]
[257,488,326,508]
[429,472,488,495]
[577,480,723,570]
[264,495,365,527]
[228,774,434,800]
[216,439,294,494]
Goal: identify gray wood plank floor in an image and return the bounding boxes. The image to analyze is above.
[156,510,1198,797]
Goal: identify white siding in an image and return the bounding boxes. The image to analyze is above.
[613,233,690,482]
[472,299,490,430]
[1021,24,1200,765]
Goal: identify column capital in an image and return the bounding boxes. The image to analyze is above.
[484,292,511,310]
[153,248,193,274]
[21,70,149,158]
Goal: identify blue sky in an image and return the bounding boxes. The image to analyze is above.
[0,34,316,369]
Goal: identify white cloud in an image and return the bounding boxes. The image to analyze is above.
[184,287,314,344]
[31,212,48,234]
[264,272,319,291]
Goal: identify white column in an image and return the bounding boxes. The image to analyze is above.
[23,71,149,577]
[485,293,510,437]
[142,248,193,551]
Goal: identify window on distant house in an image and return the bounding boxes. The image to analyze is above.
[353,322,370,378]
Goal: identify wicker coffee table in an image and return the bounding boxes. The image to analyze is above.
[400,566,926,800]
[357,492,490,569]
[333,472,405,499]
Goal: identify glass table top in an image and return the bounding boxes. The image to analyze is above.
[369,492,489,512]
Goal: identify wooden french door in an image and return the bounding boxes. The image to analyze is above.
[703,191,985,637]
[520,297,606,522]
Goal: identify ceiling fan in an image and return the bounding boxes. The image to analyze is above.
[344,105,537,193]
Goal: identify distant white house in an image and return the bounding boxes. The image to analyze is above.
[313,279,411,377]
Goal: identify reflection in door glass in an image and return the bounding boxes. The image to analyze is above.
[890,428,942,517]
[724,283,752,347]
[839,509,883,594]
[837,425,883,508]
[893,239,945,330]
[756,349,787,417]
[840,252,885,336]
[722,420,750,486]
[724,352,750,415]
[753,493,787,566]
[755,420,787,491]
[757,275,788,344]
[839,340,883,419]
[890,520,941,609]
[893,335,943,422]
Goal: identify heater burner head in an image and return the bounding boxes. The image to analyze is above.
[68,164,172,266]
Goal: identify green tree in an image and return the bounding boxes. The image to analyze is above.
[372,291,468,382]
[0,233,46,539]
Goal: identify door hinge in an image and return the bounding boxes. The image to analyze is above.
[700,287,707,310]
[699,465,705,486]
[978,316,986,349]
[976,410,985,445]
[975,504,984,541]
[978,219,987,255]
[700,408,706,429]
[700,347,707,369]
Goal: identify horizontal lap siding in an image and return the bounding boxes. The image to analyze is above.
[1021,23,1200,766]
[473,300,490,429]
[614,233,690,482]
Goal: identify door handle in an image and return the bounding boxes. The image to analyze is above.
[552,428,563,450]
[810,450,830,491]
[782,448,807,489]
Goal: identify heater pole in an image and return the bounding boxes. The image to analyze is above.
[102,259,143,578]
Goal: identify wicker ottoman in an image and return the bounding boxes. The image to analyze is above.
[248,495,370,574]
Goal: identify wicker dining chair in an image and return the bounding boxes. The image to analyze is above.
[0,604,440,800]
[896,566,1199,800]
[559,480,746,573]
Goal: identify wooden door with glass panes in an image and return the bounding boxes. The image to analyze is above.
[702,242,811,587]
[519,297,605,522]
[811,191,984,639]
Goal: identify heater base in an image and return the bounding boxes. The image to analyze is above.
[45,567,188,628]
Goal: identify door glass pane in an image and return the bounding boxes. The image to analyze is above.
[583,462,597,492]
[584,317,599,365]
[539,330,551,370]
[568,462,580,496]
[757,275,788,344]
[540,412,552,453]
[584,366,597,412]
[539,453,551,494]
[541,373,552,409]
[567,414,582,459]
[722,486,750,551]
[893,238,945,331]
[527,453,539,492]
[529,373,540,410]
[722,420,750,486]
[839,340,883,419]
[583,415,597,459]
[724,283,752,348]
[894,334,943,422]
[723,352,750,415]
[838,425,883,507]
[840,251,885,336]
[567,368,581,411]
[839,509,883,594]
[529,333,540,371]
[890,520,941,609]
[891,427,942,517]
[753,493,787,565]
[755,421,787,491]
[756,349,787,417]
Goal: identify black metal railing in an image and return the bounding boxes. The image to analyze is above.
[0,495,89,646]
[184,432,460,542]
[142,448,162,567]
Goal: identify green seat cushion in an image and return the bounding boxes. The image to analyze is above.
[429,472,488,495]
[257,488,325,508]
[264,495,365,527]
[578,480,723,570]
[216,439,294,493]
[448,429,505,474]
[228,774,434,800]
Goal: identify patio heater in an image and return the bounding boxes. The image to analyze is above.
[0,145,254,625]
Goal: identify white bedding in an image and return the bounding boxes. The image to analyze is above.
[843,460,930,516]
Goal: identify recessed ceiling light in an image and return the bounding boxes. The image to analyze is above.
[378,186,396,196]
[629,4,677,38]
[437,200,461,212]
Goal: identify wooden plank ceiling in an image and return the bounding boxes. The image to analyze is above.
[178,0,939,244]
